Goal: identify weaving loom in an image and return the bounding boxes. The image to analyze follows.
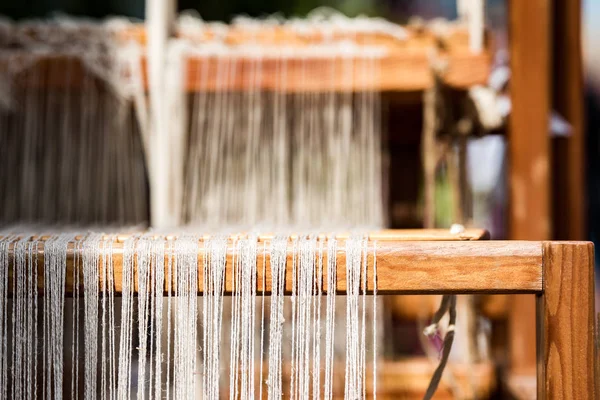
[1,231,596,399]
[0,9,491,400]
[0,3,595,399]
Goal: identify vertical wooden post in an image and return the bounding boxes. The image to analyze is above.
[508,0,552,379]
[551,0,586,241]
[537,242,596,399]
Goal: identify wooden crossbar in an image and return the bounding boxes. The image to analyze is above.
[6,26,491,92]
[8,239,540,295]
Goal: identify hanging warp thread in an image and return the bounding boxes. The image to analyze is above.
[0,18,149,226]
[0,231,382,399]
[0,9,462,400]
[169,13,386,228]
[203,236,228,400]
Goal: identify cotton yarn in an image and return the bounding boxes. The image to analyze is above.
[0,231,379,399]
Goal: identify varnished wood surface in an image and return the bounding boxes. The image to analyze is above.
[5,239,543,295]
[537,242,596,399]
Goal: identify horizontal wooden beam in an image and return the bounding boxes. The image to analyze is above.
[6,239,543,295]
[9,51,490,92]
[2,228,489,243]
[7,26,491,92]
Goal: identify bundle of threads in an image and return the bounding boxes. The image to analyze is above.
[0,17,149,226]
[0,10,462,399]
[0,13,390,229]
[0,231,378,399]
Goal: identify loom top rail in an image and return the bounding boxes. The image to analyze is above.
[5,25,491,91]
[0,229,565,295]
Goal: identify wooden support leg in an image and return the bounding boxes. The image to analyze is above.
[508,0,552,385]
[537,242,596,399]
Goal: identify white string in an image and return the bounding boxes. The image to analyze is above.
[136,236,152,399]
[324,237,337,400]
[71,237,82,400]
[345,234,366,399]
[151,236,165,400]
[258,241,267,400]
[240,236,258,400]
[0,229,384,399]
[288,237,298,399]
[165,238,174,400]
[117,236,137,400]
[267,236,287,400]
[45,234,73,400]
[105,238,117,400]
[202,236,227,400]
[82,234,101,400]
[229,237,241,400]
[312,238,323,400]
[0,236,13,400]
[373,241,378,400]
[173,235,199,399]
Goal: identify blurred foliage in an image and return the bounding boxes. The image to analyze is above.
[0,0,469,23]
[179,0,383,20]
[0,0,383,21]
[434,167,455,229]
[0,0,145,20]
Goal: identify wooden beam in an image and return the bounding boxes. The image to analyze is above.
[508,0,552,241]
[10,228,489,243]
[537,241,596,399]
[7,26,491,92]
[6,240,543,295]
[551,0,586,240]
[508,0,552,380]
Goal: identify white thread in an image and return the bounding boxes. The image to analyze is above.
[202,236,227,400]
[117,236,137,400]
[267,236,287,400]
[324,237,337,400]
[372,240,378,400]
[82,234,101,400]
[173,236,198,399]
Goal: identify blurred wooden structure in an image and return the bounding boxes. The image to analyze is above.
[8,25,490,92]
[507,0,587,396]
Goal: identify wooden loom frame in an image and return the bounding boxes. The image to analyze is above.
[7,25,491,92]
[7,229,596,398]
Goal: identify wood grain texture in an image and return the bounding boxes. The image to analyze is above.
[538,242,596,399]
[507,0,552,378]
[6,240,543,295]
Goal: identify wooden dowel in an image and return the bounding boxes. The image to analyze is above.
[6,240,542,295]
